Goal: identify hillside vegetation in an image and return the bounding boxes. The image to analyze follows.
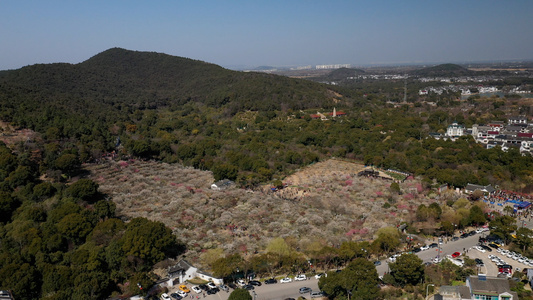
[0,48,342,129]
[86,159,433,264]
[0,48,532,299]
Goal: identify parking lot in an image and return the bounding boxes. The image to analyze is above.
[161,231,531,300]
[466,246,531,277]
[162,278,322,300]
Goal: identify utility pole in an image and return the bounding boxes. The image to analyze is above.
[403,78,407,103]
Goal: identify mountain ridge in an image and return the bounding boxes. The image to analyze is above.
[0,48,346,133]
[411,63,473,77]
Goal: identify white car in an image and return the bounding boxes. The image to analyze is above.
[237,279,246,287]
[177,291,187,298]
[314,273,325,279]
[295,274,307,281]
[474,246,486,253]
[191,286,201,294]
[447,257,464,267]
[206,282,217,289]
[420,245,430,251]
[161,293,171,300]
[280,277,292,283]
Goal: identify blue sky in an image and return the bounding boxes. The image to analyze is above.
[1,0,532,70]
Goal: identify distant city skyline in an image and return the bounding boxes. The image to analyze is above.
[1,0,533,71]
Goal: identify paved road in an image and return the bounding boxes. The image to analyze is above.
[169,230,529,300]
[376,232,483,276]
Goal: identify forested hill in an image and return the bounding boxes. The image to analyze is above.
[411,63,473,77]
[0,48,343,125]
[325,67,366,81]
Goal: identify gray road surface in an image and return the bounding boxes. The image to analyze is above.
[171,279,321,300]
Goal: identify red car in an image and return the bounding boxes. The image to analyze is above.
[452,252,461,258]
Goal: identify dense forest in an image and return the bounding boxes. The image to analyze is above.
[0,142,184,299]
[0,48,533,298]
[0,49,531,191]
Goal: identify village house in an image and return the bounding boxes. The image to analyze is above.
[508,116,528,126]
[166,259,223,287]
[446,122,465,138]
[436,275,518,300]
[438,117,533,155]
[464,183,495,195]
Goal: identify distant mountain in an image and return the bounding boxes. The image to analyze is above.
[306,67,366,83]
[253,66,277,70]
[0,48,345,132]
[324,67,366,81]
[411,63,473,77]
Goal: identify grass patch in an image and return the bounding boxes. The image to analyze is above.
[451,280,465,286]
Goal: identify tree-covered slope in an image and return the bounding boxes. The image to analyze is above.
[411,63,473,77]
[0,48,343,124]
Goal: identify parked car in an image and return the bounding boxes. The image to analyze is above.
[178,285,190,293]
[452,252,461,258]
[481,245,492,252]
[413,247,422,253]
[170,293,182,300]
[227,283,237,289]
[311,291,324,298]
[198,284,208,291]
[218,284,229,292]
[452,236,459,241]
[280,277,292,283]
[176,291,187,298]
[243,284,254,290]
[191,286,201,294]
[161,293,171,300]
[237,279,246,287]
[429,243,438,248]
[314,273,324,279]
[206,282,217,289]
[420,245,430,251]
[249,280,262,286]
[295,274,307,281]
[299,287,312,294]
[207,288,218,294]
[475,258,484,266]
[264,278,277,284]
[474,245,486,253]
[453,258,464,267]
[374,261,381,266]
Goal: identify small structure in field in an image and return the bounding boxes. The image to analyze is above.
[211,179,234,191]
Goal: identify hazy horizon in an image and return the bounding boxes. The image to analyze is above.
[2,1,533,71]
